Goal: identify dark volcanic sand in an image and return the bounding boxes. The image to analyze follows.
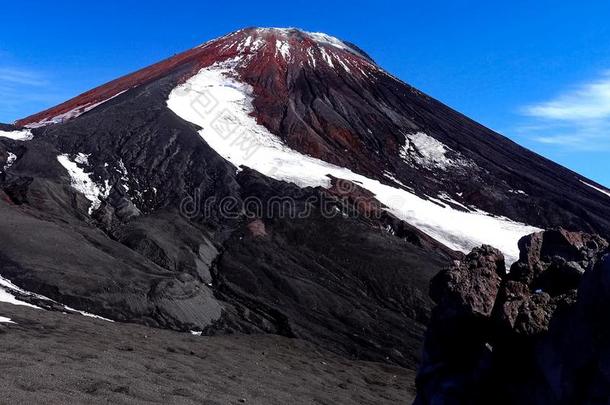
[0,303,414,404]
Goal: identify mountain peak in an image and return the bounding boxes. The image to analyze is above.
[202,27,376,65]
[16,27,378,127]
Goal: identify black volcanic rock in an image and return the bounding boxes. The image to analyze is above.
[210,169,451,367]
[415,246,505,405]
[430,245,505,318]
[415,229,610,405]
[540,254,610,403]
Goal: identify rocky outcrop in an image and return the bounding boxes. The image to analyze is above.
[430,245,505,318]
[415,229,609,405]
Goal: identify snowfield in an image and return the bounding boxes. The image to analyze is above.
[275,40,291,60]
[167,60,541,264]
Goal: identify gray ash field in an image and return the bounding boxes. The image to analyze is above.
[0,303,413,404]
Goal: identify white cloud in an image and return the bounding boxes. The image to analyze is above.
[0,67,48,87]
[523,71,610,120]
[518,71,610,150]
[0,62,61,122]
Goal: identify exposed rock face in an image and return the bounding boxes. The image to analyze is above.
[543,254,610,403]
[430,245,505,318]
[415,229,610,405]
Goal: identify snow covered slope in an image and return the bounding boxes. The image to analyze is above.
[168,60,540,263]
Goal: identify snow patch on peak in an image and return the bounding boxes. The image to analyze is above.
[247,27,370,61]
[254,27,295,35]
[307,48,317,67]
[320,48,335,68]
[250,37,266,52]
[275,40,291,60]
[307,32,352,52]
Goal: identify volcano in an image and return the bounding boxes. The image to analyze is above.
[2,27,610,402]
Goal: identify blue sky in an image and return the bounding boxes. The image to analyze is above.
[2,0,609,186]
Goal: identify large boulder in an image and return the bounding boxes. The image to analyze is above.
[430,245,505,318]
[415,229,610,405]
[415,246,505,405]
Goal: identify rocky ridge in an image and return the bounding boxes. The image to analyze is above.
[415,229,610,404]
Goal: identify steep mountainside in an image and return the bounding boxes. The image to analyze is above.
[1,27,610,380]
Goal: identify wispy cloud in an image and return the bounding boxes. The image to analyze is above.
[0,67,48,87]
[517,71,610,150]
[0,61,62,122]
[523,71,610,120]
